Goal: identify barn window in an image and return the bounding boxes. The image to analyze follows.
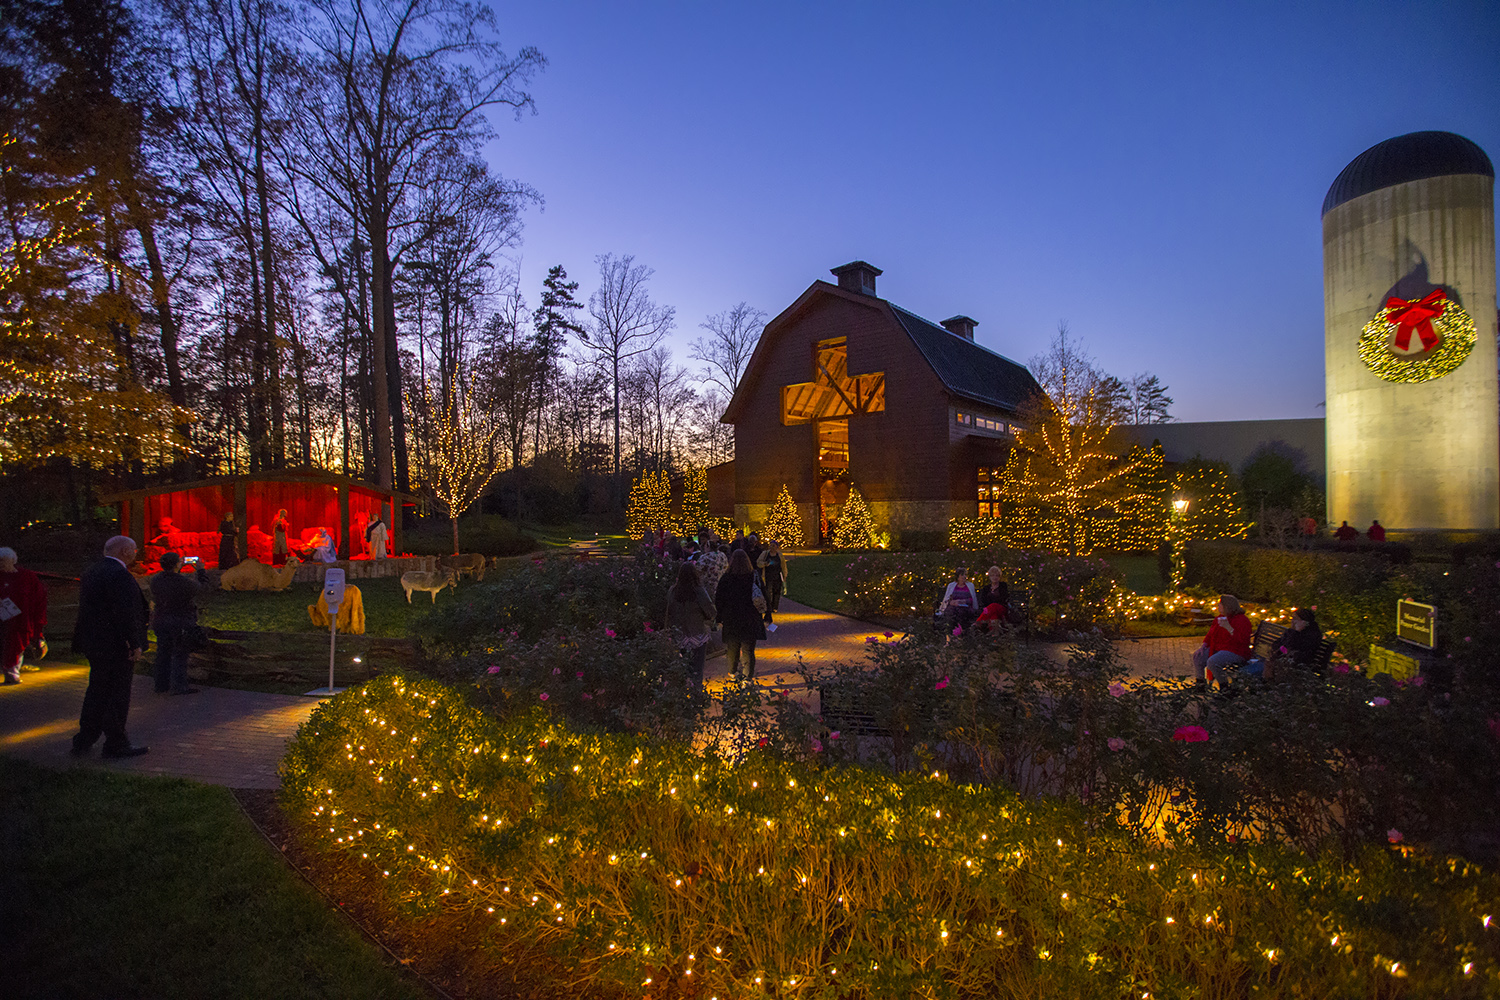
[977,466,1002,518]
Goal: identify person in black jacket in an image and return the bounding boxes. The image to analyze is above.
[72,536,151,757]
[151,552,202,696]
[715,549,766,682]
[1278,608,1323,667]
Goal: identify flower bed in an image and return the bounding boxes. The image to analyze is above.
[283,672,1500,998]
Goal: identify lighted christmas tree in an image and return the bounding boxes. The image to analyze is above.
[679,466,709,534]
[626,470,672,537]
[408,378,506,554]
[831,486,877,549]
[763,485,802,546]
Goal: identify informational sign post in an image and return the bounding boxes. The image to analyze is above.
[306,568,347,697]
[1396,598,1436,650]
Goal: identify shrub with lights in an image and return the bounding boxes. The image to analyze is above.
[842,548,1126,634]
[283,671,1500,998]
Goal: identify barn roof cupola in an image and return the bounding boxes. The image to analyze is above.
[830,260,882,296]
[940,315,977,341]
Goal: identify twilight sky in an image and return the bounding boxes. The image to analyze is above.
[482,0,1500,422]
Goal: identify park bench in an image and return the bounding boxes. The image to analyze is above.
[1222,621,1336,687]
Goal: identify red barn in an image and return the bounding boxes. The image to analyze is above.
[721,261,1042,546]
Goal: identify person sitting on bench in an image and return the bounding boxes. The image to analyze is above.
[1192,594,1252,688]
[938,567,979,629]
[1272,607,1323,676]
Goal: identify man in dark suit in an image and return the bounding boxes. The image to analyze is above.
[71,536,150,758]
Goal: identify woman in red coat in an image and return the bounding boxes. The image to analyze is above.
[0,547,48,685]
[1191,594,1251,688]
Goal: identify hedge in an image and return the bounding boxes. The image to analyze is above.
[282,673,1500,999]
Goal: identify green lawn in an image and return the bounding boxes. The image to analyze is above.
[0,759,428,1000]
[197,577,433,637]
[784,551,858,614]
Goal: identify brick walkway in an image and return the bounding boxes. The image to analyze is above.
[0,663,318,789]
[1,611,1203,788]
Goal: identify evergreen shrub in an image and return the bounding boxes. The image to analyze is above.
[282,672,1500,999]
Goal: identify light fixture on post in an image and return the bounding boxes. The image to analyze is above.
[1168,498,1190,592]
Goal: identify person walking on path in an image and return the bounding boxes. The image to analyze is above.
[698,543,729,599]
[0,546,47,685]
[150,552,201,696]
[1192,594,1252,688]
[665,563,716,689]
[756,539,788,624]
[71,536,151,758]
[715,550,766,682]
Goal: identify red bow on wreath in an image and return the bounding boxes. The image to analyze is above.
[1384,290,1447,352]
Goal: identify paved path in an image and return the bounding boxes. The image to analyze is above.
[0,608,1202,788]
[0,663,318,789]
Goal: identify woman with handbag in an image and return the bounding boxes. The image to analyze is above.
[715,549,766,682]
[665,563,716,689]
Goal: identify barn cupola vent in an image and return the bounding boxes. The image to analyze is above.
[830,260,882,296]
[940,315,977,341]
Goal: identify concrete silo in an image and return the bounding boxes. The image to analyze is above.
[1323,130,1497,532]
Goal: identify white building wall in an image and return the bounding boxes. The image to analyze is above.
[1323,173,1498,531]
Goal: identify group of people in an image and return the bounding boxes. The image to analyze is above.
[645,527,789,684]
[1332,519,1385,544]
[1,536,211,759]
[936,565,1011,630]
[1191,593,1322,688]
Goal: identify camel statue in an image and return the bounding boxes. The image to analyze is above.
[220,555,302,592]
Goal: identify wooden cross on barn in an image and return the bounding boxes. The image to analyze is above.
[779,337,886,424]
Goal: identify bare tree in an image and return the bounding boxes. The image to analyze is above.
[579,253,675,483]
[286,0,543,489]
[690,301,764,398]
[1028,323,1116,427]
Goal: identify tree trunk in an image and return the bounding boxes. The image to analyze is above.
[366,210,394,488]
[451,516,459,556]
[385,265,410,494]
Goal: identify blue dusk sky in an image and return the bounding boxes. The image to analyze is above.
[484,1,1500,422]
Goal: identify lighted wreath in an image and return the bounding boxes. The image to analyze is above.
[1358,289,1476,383]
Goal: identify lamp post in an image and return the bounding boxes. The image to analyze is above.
[1169,498,1190,592]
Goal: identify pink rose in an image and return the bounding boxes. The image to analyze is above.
[1331,662,1351,674]
[883,631,894,639]
[810,739,823,752]
[1108,682,1126,698]
[604,629,617,638]
[575,671,584,679]
[951,626,963,637]
[1371,696,1390,707]
[581,693,593,700]
[1411,675,1425,687]
[1171,725,1209,743]
[552,667,562,675]
[486,665,502,675]
[643,623,654,633]
[865,636,879,644]
[539,693,549,701]
[934,677,950,690]
[1107,737,1125,752]
[1387,828,1403,844]
[829,731,841,740]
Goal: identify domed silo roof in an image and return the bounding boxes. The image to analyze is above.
[1322,130,1493,216]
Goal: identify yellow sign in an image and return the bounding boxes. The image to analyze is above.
[1395,599,1435,649]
